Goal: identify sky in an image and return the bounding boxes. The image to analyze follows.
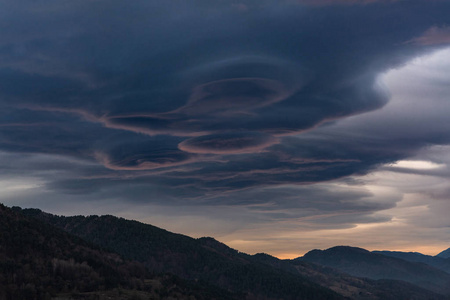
[1,0,450,258]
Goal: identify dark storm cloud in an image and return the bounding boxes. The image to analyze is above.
[179,132,279,154]
[0,108,105,157]
[1,0,450,206]
[93,134,195,170]
[408,26,450,45]
[204,183,397,212]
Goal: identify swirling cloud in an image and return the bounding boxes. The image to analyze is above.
[1,0,449,182]
[179,132,279,154]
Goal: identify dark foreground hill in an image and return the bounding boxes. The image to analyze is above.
[19,207,344,300]
[18,207,450,300]
[299,246,450,295]
[0,204,248,300]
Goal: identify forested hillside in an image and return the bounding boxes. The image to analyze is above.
[0,204,241,300]
[20,207,344,300]
[19,207,450,300]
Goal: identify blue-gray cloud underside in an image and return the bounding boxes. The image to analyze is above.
[1,0,450,206]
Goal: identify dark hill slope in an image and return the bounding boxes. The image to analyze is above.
[0,204,243,300]
[251,253,447,300]
[21,207,450,300]
[437,248,450,259]
[21,208,344,300]
[373,250,450,274]
[299,246,450,295]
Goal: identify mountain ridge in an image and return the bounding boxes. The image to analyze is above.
[18,206,345,300]
[17,206,450,300]
[0,204,238,300]
[299,245,450,295]
[437,248,450,259]
[373,250,450,274]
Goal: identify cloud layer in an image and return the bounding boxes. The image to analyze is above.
[1,0,450,256]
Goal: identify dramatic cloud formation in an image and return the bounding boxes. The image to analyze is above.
[1,0,450,257]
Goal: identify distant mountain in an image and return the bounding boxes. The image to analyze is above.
[251,253,448,300]
[20,207,344,300]
[299,246,450,295]
[0,204,237,300]
[374,250,450,273]
[19,207,450,300]
[437,248,450,259]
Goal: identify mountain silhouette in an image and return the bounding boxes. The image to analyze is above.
[8,205,450,300]
[19,207,343,300]
[437,248,450,259]
[0,204,238,300]
[373,250,450,274]
[300,246,450,295]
